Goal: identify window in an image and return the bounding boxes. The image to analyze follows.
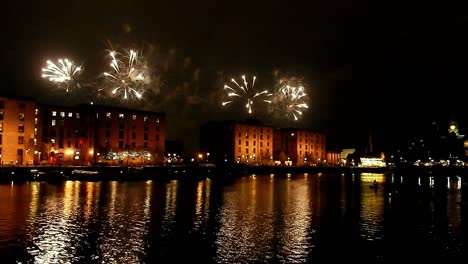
[119,113,124,119]
[119,141,124,149]
[34,128,37,135]
[106,112,111,118]
[260,142,263,147]
[105,130,110,138]
[18,124,24,133]
[19,113,25,121]
[245,141,249,146]
[144,124,148,131]
[260,128,263,133]
[245,133,248,139]
[0,134,2,145]
[52,111,57,116]
[0,122,2,132]
[267,142,269,146]
[35,109,38,115]
[238,147,241,153]
[51,119,56,126]
[253,134,256,138]
[132,132,136,139]
[156,134,160,141]
[246,148,249,154]
[60,112,65,118]
[0,101,4,108]
[156,118,160,123]
[144,142,148,148]
[132,114,137,120]
[305,145,308,150]
[34,138,37,146]
[34,118,38,125]
[96,113,99,119]
[143,116,148,122]
[144,133,148,140]
[119,131,124,139]
[60,120,64,126]
[76,113,80,119]
[253,141,256,146]
[238,140,241,145]
[253,148,256,153]
[68,112,73,117]
[260,135,263,140]
[0,111,3,120]
[119,122,124,130]
[18,136,24,144]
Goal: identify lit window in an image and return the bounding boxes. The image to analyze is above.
[34,117,38,125]
[96,113,99,118]
[68,112,73,117]
[18,124,24,133]
[119,113,124,119]
[106,112,111,118]
[52,111,57,116]
[51,138,55,144]
[35,109,38,115]
[144,116,148,122]
[132,114,137,120]
[18,136,24,144]
[34,138,37,146]
[52,119,56,126]
[34,128,37,135]
[19,113,25,121]
[60,112,65,117]
[76,113,80,119]
[156,118,160,123]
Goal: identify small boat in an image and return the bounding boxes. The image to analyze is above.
[70,169,100,181]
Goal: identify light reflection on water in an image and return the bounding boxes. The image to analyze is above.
[0,172,465,263]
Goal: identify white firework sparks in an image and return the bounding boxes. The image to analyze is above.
[274,82,309,121]
[41,58,82,92]
[222,75,272,114]
[103,49,147,100]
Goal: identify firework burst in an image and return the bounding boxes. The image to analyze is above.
[103,49,148,100]
[273,80,309,121]
[222,75,272,114]
[41,58,82,92]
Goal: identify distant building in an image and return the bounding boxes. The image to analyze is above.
[273,128,326,165]
[0,97,39,165]
[200,120,274,164]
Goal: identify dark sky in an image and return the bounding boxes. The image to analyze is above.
[3,0,468,154]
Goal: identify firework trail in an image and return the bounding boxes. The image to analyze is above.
[273,79,309,121]
[222,75,272,114]
[103,49,148,100]
[41,58,82,92]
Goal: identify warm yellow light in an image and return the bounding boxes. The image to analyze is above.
[88,149,94,155]
[450,125,456,130]
[65,149,74,155]
[198,154,203,159]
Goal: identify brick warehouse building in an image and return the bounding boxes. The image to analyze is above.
[200,120,274,165]
[0,97,39,165]
[0,96,165,166]
[200,120,327,166]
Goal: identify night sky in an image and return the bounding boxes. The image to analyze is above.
[3,0,468,154]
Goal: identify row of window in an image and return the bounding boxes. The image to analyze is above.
[0,135,24,145]
[237,147,270,155]
[0,112,25,121]
[51,111,80,119]
[105,130,161,141]
[238,133,271,140]
[105,141,152,149]
[238,140,270,147]
[97,112,160,123]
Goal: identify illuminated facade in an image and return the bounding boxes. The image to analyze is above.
[274,128,326,165]
[87,105,165,165]
[0,96,165,166]
[200,120,274,164]
[0,97,39,165]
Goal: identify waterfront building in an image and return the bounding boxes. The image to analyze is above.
[0,97,39,165]
[200,120,274,164]
[0,96,166,166]
[273,128,326,165]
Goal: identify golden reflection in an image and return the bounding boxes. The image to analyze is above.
[193,180,212,230]
[164,180,178,225]
[360,173,385,241]
[216,175,310,262]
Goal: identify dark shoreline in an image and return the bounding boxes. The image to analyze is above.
[0,164,466,183]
